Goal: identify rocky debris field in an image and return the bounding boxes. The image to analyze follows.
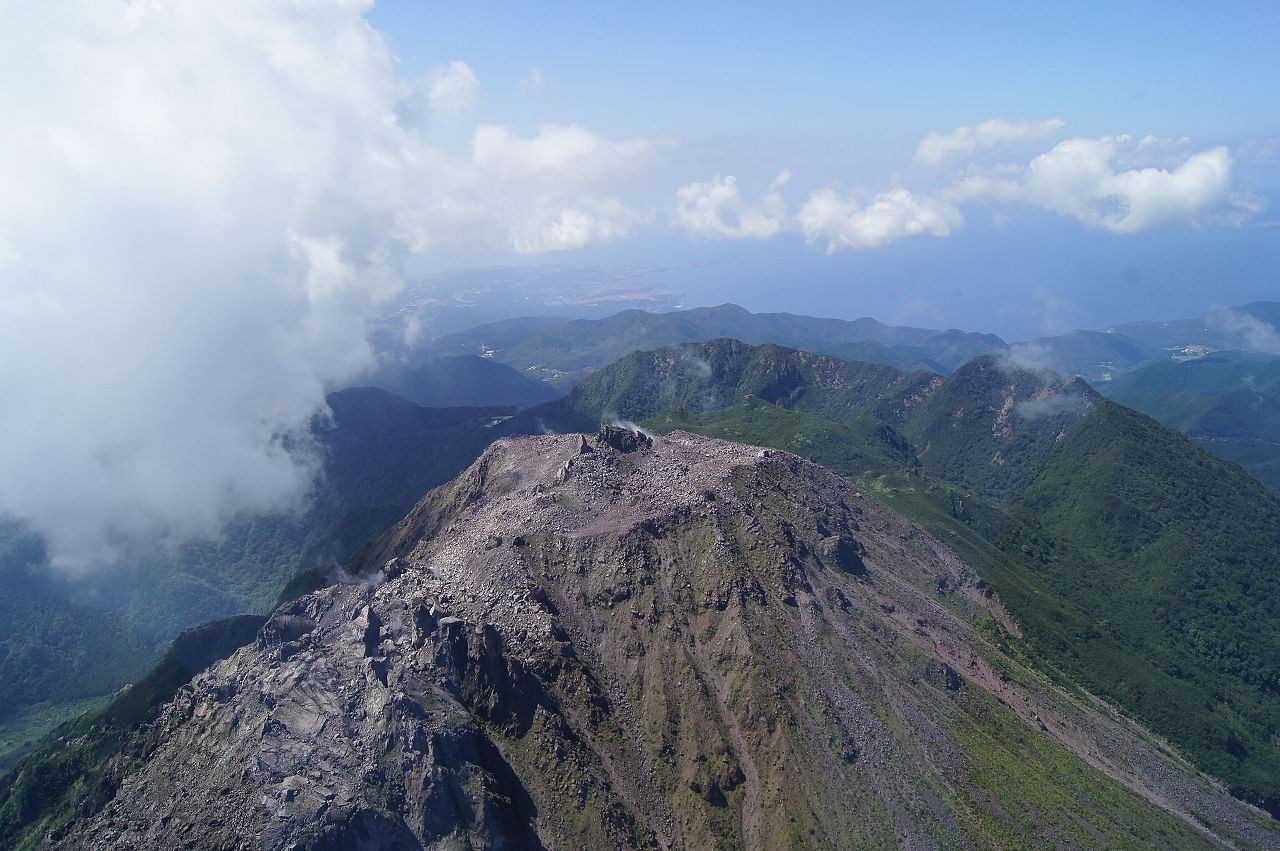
[59,428,1279,850]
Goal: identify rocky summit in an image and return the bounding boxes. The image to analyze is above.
[60,428,1278,850]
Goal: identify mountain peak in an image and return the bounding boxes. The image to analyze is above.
[61,430,1275,849]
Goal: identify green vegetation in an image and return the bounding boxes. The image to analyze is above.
[996,401,1280,815]
[1102,351,1280,494]
[949,687,1221,850]
[896,356,1099,503]
[0,520,154,732]
[0,698,106,777]
[646,395,916,477]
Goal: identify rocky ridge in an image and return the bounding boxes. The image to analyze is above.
[58,428,1278,849]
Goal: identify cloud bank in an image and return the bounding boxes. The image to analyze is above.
[0,1,657,565]
[674,124,1261,253]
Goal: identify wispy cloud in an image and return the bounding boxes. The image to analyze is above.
[520,66,545,93]
[914,117,1066,167]
[1206,307,1280,354]
[426,59,479,114]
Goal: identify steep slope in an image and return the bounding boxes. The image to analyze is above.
[1101,352,1280,494]
[431,303,1006,385]
[375,355,562,408]
[893,355,1102,503]
[0,615,267,850]
[994,401,1280,815]
[51,431,1277,849]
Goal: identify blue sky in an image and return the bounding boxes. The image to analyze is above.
[369,2,1280,143]
[362,0,1280,337]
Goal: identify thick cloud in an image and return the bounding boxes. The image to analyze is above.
[914,118,1065,167]
[673,172,789,239]
[0,1,656,565]
[950,135,1261,233]
[797,188,962,252]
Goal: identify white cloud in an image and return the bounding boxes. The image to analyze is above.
[472,123,657,179]
[1024,137,1258,232]
[797,188,962,252]
[914,117,1065,167]
[673,171,790,239]
[998,342,1060,375]
[0,1,658,566]
[509,200,644,254]
[948,136,1262,233]
[426,59,479,114]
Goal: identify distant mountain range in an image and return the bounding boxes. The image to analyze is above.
[426,302,1008,385]
[415,299,1280,494]
[423,300,1279,384]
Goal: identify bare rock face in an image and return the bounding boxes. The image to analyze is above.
[596,423,652,453]
[60,432,1280,850]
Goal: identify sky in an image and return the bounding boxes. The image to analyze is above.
[0,0,1277,564]
[362,0,1280,334]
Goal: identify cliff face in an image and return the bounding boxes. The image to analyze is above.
[61,429,1277,850]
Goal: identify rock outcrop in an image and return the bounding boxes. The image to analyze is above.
[58,430,1279,850]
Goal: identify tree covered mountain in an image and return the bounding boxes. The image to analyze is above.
[429,302,1009,386]
[1101,351,1280,494]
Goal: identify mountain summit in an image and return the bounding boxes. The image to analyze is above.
[58,430,1276,849]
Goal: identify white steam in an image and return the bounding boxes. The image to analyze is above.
[602,417,656,439]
